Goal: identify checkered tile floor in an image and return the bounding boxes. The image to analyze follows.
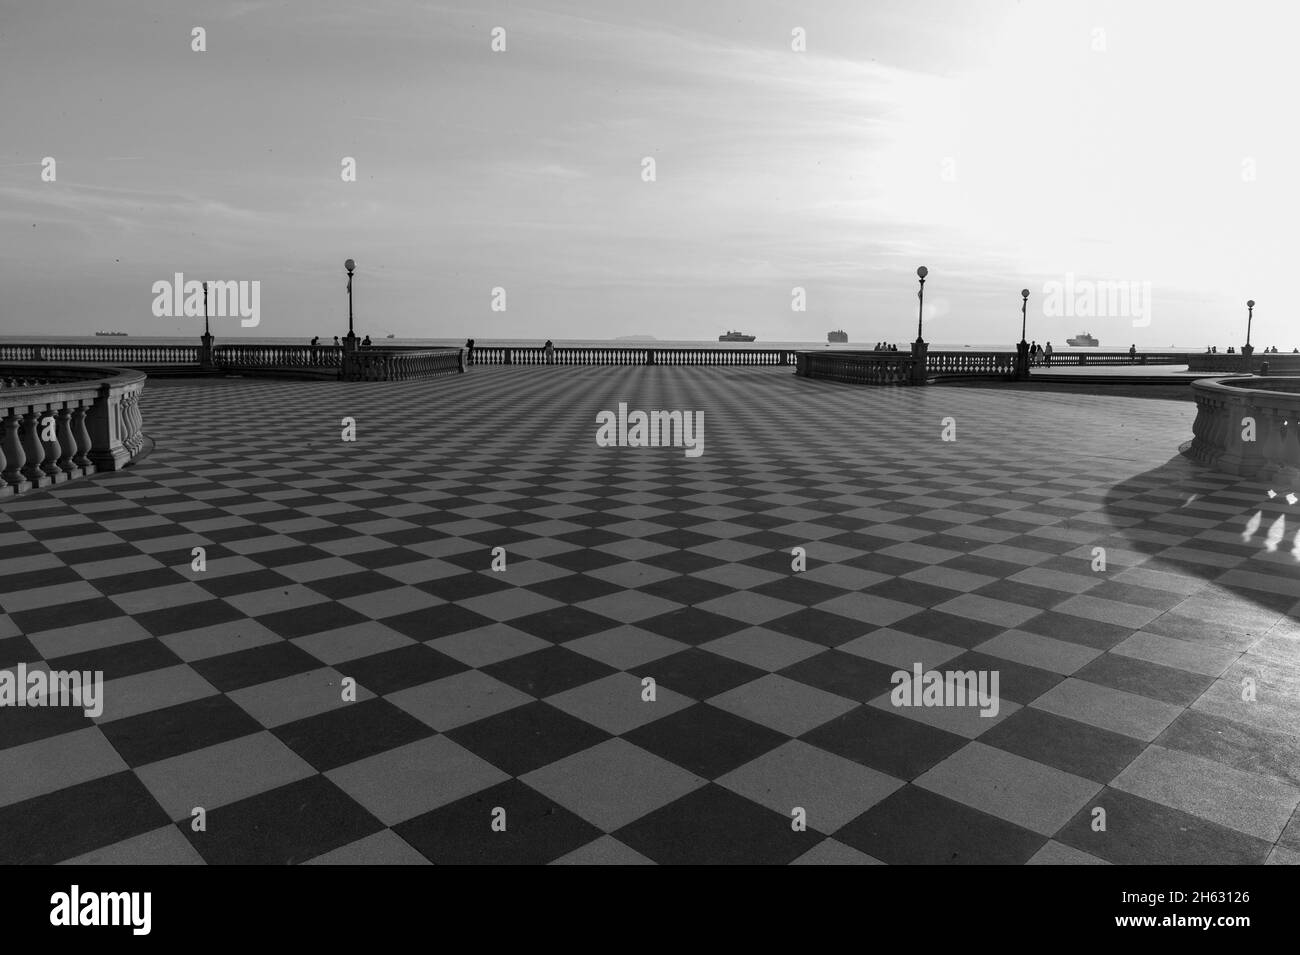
[2,366,1298,864]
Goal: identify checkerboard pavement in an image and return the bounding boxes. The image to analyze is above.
[2,366,1298,864]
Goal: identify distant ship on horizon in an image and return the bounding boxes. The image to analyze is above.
[94,330,128,336]
[718,330,756,342]
[827,329,848,343]
[1066,332,1099,347]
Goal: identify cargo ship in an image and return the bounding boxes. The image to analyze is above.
[1066,332,1098,346]
[718,330,756,342]
[827,329,848,343]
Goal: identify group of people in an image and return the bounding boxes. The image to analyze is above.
[1028,341,1054,365]
[1205,345,1295,354]
[872,342,899,351]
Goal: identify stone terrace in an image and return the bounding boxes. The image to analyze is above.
[1,365,1298,864]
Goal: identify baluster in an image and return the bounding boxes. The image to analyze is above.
[71,404,92,471]
[20,410,46,484]
[36,407,63,479]
[54,407,75,475]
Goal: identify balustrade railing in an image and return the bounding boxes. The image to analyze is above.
[216,344,344,369]
[0,363,147,496]
[344,348,464,381]
[927,351,1016,376]
[468,346,794,366]
[795,350,919,385]
[1188,376,1300,480]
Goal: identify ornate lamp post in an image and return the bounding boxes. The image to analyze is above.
[1242,298,1255,370]
[199,280,215,371]
[1017,288,1030,380]
[915,266,928,344]
[911,266,929,384]
[344,259,357,353]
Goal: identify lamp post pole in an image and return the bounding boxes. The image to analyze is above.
[1243,298,1255,371]
[199,280,215,371]
[911,266,929,385]
[344,259,357,353]
[1017,288,1030,380]
[915,266,928,344]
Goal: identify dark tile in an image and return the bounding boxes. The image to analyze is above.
[767,608,871,648]
[191,640,318,692]
[1055,787,1271,864]
[779,651,898,701]
[643,648,765,701]
[802,705,966,780]
[11,597,126,636]
[273,697,435,771]
[835,785,1044,864]
[624,703,787,779]
[1017,611,1132,651]
[185,775,384,865]
[0,771,171,864]
[508,606,618,643]
[615,784,812,864]
[1074,652,1213,706]
[891,610,1002,649]
[385,604,492,639]
[485,645,616,698]
[980,707,1145,783]
[341,644,468,695]
[100,694,264,767]
[134,599,245,637]
[637,574,731,606]
[48,637,182,683]
[637,607,746,646]
[256,602,369,639]
[396,779,601,864]
[447,701,610,776]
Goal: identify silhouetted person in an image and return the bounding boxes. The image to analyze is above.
[543,339,555,365]
[1129,343,1136,361]
[333,335,340,347]
[465,338,475,365]
[362,335,372,347]
[1044,341,1053,366]
[310,335,319,363]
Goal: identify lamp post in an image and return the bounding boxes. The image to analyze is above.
[199,280,215,371]
[1243,298,1255,370]
[1017,288,1030,380]
[344,259,357,353]
[910,266,929,385]
[915,266,928,344]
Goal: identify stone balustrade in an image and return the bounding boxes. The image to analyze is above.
[468,346,795,366]
[795,350,919,385]
[1188,376,1300,481]
[0,363,147,495]
[344,348,464,381]
[927,351,1017,376]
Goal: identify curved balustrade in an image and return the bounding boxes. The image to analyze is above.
[0,363,147,496]
[216,344,344,369]
[468,346,794,366]
[795,350,918,385]
[1188,376,1300,481]
[0,343,200,364]
[345,348,464,381]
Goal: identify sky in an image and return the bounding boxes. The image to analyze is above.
[1,0,1296,346]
